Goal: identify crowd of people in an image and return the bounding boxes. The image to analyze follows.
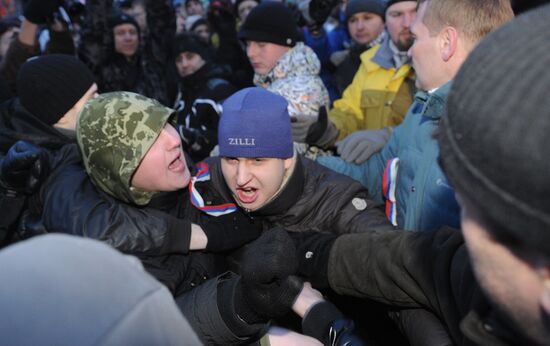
[0,0,549,345]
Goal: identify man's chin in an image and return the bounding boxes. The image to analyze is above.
[178,170,191,189]
[397,37,414,51]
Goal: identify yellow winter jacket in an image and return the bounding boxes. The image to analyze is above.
[329,44,415,141]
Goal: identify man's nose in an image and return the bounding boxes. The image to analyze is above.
[236,162,251,186]
[402,12,414,28]
[164,127,182,149]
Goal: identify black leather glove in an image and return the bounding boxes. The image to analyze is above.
[237,228,304,320]
[24,0,62,24]
[306,105,329,144]
[0,141,50,195]
[201,211,262,252]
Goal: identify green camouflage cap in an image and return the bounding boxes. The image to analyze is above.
[77,91,175,205]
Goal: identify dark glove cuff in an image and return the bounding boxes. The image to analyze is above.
[302,301,344,343]
[292,232,336,290]
[203,224,225,252]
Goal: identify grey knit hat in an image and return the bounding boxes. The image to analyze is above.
[345,0,385,21]
[438,4,550,254]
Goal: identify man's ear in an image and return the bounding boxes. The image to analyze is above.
[283,157,293,170]
[439,26,459,62]
[540,267,550,315]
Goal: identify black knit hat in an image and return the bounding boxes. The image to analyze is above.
[438,4,550,255]
[385,0,416,13]
[173,33,212,61]
[108,12,140,33]
[238,1,300,47]
[190,17,208,33]
[346,0,385,21]
[17,54,95,126]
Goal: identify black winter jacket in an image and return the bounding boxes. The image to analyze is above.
[0,99,73,246]
[328,227,528,345]
[37,145,224,295]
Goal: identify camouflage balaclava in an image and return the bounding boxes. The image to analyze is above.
[77,92,175,206]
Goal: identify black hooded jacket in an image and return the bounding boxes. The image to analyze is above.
[173,62,236,162]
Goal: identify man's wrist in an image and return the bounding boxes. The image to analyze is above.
[292,283,324,318]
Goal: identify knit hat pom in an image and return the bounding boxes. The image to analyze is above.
[218,87,293,159]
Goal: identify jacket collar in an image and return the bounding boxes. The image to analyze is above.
[252,154,305,216]
[179,62,211,90]
[254,42,320,86]
[413,81,453,120]
[372,34,398,69]
[363,36,413,81]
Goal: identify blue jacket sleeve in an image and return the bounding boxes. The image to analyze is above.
[316,126,401,204]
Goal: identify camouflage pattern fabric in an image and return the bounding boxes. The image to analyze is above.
[77,91,175,206]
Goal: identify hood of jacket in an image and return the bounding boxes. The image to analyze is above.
[77,91,175,206]
[254,42,321,87]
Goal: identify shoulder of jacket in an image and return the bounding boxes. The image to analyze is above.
[206,77,230,90]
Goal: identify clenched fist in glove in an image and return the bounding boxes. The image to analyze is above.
[0,141,50,195]
[236,228,304,321]
[336,127,393,164]
[201,211,262,252]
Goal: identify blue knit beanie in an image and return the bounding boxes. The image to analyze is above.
[218,87,293,158]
